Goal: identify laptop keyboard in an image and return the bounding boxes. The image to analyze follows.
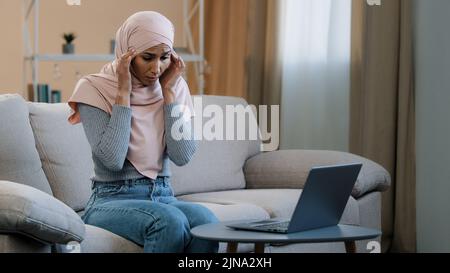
[253,221,290,231]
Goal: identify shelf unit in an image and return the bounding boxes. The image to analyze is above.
[22,0,205,102]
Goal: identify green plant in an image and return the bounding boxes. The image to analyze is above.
[62,33,76,44]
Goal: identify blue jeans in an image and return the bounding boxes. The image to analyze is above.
[81,176,219,253]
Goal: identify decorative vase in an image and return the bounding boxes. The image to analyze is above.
[63,43,74,54]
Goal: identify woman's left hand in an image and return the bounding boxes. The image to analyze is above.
[160,51,186,104]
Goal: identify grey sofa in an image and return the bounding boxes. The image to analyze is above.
[0,93,390,253]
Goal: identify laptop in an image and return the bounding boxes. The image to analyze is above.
[226,163,363,234]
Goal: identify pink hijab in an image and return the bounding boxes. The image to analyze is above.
[68,11,194,180]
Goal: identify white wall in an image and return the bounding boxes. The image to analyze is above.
[0,0,185,101]
[0,0,23,94]
[415,0,450,252]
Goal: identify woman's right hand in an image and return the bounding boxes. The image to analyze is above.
[117,48,138,94]
[115,48,137,107]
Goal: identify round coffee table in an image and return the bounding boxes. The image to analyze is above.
[191,221,381,253]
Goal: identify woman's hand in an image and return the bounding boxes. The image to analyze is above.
[115,48,138,107]
[159,51,186,105]
[117,48,138,95]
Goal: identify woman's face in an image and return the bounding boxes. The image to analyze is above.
[131,44,172,86]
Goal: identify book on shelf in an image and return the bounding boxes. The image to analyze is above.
[37,84,50,103]
[27,83,34,102]
[27,84,62,103]
[51,90,62,103]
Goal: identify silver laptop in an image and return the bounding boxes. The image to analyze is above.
[227,163,363,234]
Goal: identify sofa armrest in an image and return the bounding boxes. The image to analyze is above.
[0,234,51,253]
[0,180,85,245]
[244,150,391,198]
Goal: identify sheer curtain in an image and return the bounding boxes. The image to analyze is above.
[280,0,351,151]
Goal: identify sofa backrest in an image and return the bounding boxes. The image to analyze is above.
[170,95,261,196]
[0,94,53,195]
[1,93,261,212]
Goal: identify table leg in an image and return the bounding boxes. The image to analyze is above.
[226,242,238,253]
[255,243,265,253]
[345,241,357,253]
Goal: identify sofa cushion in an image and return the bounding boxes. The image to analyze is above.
[170,95,261,196]
[0,94,52,194]
[80,225,143,253]
[0,180,85,244]
[178,189,360,225]
[244,150,391,198]
[27,102,94,212]
[193,202,270,222]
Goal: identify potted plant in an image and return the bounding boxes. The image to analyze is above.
[62,33,76,54]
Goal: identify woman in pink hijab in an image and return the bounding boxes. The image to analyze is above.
[68,11,218,253]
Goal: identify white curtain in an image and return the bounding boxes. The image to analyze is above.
[280,0,351,151]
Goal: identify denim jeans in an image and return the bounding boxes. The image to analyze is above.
[81,176,219,253]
